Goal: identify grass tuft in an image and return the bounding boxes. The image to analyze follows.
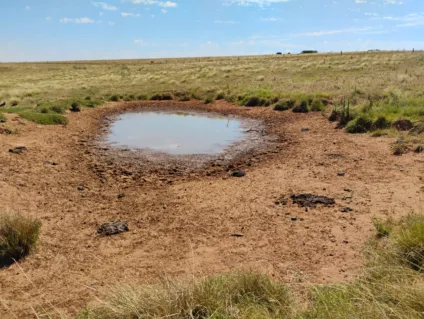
[0,113,7,123]
[19,111,68,125]
[0,212,41,267]
[81,273,293,319]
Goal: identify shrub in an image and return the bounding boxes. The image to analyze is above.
[40,107,49,114]
[10,99,19,106]
[0,212,41,267]
[215,91,226,100]
[274,100,292,111]
[310,99,325,112]
[70,102,81,112]
[50,105,65,114]
[0,113,7,123]
[19,112,68,125]
[204,96,213,104]
[372,116,391,130]
[109,95,119,102]
[136,94,148,101]
[345,115,373,133]
[81,273,292,319]
[85,96,91,101]
[245,96,261,107]
[150,93,174,101]
[292,100,309,113]
[301,50,318,54]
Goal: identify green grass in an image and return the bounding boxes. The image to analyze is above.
[19,111,68,125]
[80,214,424,319]
[0,212,41,267]
[0,113,7,123]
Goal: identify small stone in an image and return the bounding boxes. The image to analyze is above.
[9,146,27,154]
[343,240,349,244]
[301,128,310,132]
[291,217,298,222]
[343,188,352,192]
[77,185,85,191]
[117,193,125,199]
[231,233,243,237]
[98,221,129,236]
[232,171,246,178]
[339,207,353,213]
[415,145,424,154]
[338,171,345,177]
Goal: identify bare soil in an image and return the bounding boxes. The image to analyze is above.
[1,101,423,318]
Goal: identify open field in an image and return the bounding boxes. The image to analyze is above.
[0,52,424,318]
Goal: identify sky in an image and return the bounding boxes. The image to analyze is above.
[1,0,424,62]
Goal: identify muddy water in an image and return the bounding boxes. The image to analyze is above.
[106,111,247,155]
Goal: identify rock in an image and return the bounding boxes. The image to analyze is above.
[339,207,353,213]
[0,101,5,107]
[393,119,413,131]
[44,160,58,166]
[338,171,345,177]
[77,185,85,191]
[232,171,246,178]
[231,233,243,237]
[301,128,310,132]
[415,145,424,153]
[117,193,125,199]
[291,217,298,222]
[98,221,129,236]
[8,146,27,154]
[291,194,335,208]
[0,128,12,134]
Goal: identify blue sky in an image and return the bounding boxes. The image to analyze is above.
[1,0,423,62]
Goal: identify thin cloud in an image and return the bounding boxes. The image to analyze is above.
[92,2,117,11]
[60,17,95,24]
[130,0,177,8]
[224,0,290,6]
[121,12,141,17]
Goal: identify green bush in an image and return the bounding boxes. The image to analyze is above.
[19,112,68,125]
[50,105,65,114]
[204,96,213,104]
[136,94,148,101]
[215,91,226,100]
[345,115,373,133]
[274,100,292,111]
[109,95,119,102]
[0,212,41,267]
[150,93,174,101]
[310,99,325,112]
[372,116,391,130]
[292,100,309,113]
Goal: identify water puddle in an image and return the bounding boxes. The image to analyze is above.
[105,111,247,155]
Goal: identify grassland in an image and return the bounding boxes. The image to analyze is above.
[1,51,424,134]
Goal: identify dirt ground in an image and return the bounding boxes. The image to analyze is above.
[0,101,423,318]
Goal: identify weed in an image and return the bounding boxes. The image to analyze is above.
[391,138,409,155]
[0,212,41,267]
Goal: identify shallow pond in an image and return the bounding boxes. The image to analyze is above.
[105,111,247,155]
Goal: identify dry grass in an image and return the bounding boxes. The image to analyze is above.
[0,212,41,267]
[78,214,424,319]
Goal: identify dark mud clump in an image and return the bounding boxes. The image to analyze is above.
[98,221,129,236]
[291,194,335,208]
